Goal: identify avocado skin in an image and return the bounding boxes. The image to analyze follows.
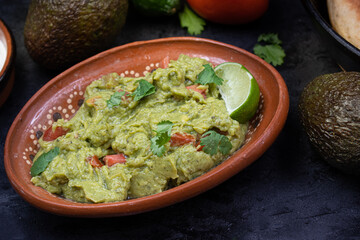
[299,72,360,175]
[131,0,183,17]
[24,0,128,70]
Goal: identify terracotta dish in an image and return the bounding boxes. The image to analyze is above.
[0,18,15,107]
[5,37,289,217]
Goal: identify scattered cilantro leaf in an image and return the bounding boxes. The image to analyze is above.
[131,80,156,101]
[179,4,206,35]
[30,147,60,177]
[150,121,174,157]
[195,64,224,85]
[107,91,125,108]
[258,33,282,45]
[253,33,285,66]
[200,131,232,156]
[254,44,285,66]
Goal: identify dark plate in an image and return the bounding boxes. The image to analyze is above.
[302,0,360,70]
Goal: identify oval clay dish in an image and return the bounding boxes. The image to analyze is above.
[5,37,289,217]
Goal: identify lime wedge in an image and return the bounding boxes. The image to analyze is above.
[215,62,260,123]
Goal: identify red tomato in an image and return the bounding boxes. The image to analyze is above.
[195,143,205,152]
[103,154,126,167]
[187,0,269,24]
[186,85,207,98]
[87,156,103,168]
[170,132,196,147]
[43,126,68,141]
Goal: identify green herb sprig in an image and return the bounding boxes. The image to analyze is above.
[253,33,286,66]
[179,4,206,35]
[107,91,125,108]
[30,147,60,177]
[200,131,232,156]
[131,80,156,101]
[195,64,224,85]
[150,121,174,157]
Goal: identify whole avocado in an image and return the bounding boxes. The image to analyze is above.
[299,72,360,175]
[24,0,128,70]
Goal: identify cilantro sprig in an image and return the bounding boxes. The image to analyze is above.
[253,33,285,66]
[30,147,60,177]
[131,80,156,101]
[107,91,125,108]
[150,121,174,157]
[179,4,206,35]
[200,131,232,156]
[195,64,224,85]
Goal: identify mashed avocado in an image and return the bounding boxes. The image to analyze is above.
[31,55,248,203]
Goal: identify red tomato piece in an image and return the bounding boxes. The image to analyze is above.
[192,139,204,151]
[170,132,196,147]
[187,0,269,24]
[43,126,68,141]
[104,154,126,167]
[186,85,207,98]
[87,156,103,168]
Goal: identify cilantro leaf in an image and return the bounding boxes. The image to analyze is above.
[195,64,224,85]
[200,131,232,156]
[253,33,285,67]
[258,33,282,45]
[30,147,60,177]
[107,91,125,108]
[150,121,174,157]
[254,44,285,66]
[179,4,206,35]
[218,136,233,155]
[156,120,173,136]
[150,136,166,157]
[131,80,156,101]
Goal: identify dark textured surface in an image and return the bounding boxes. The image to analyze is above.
[0,0,359,239]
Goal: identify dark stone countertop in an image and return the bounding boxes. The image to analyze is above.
[0,0,359,239]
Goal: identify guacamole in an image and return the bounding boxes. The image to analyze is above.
[31,55,248,203]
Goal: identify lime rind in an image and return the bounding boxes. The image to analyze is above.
[215,62,260,124]
[229,78,260,123]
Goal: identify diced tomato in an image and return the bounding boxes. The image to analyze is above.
[87,155,103,168]
[193,134,205,151]
[186,85,207,98]
[104,154,126,167]
[170,132,196,147]
[43,126,68,141]
[194,141,205,151]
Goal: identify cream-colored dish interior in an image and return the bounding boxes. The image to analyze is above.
[0,29,7,73]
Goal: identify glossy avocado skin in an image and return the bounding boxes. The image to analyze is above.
[131,0,183,17]
[24,0,128,70]
[299,72,360,175]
